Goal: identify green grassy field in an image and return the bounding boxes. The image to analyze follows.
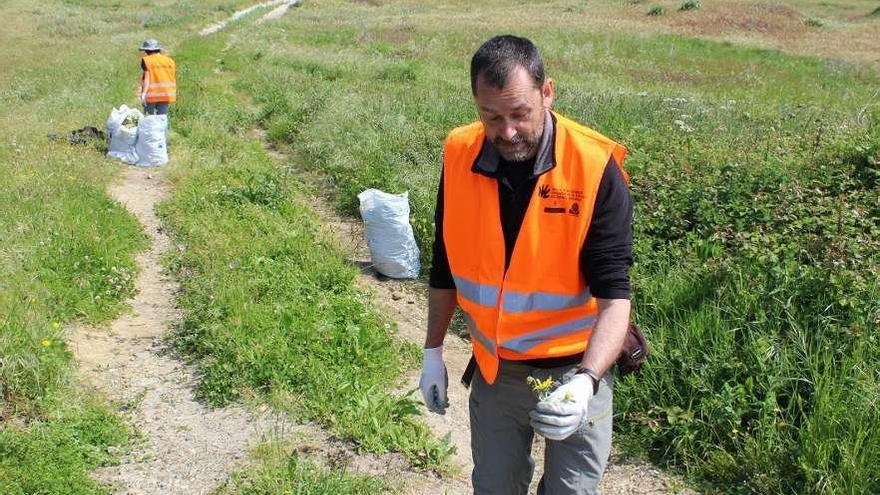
[209,1,878,493]
[0,1,297,493]
[1,0,878,493]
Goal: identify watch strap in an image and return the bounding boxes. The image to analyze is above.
[575,367,600,394]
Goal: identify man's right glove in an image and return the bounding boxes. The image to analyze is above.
[419,346,448,414]
[529,373,594,441]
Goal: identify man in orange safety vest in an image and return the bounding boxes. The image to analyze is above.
[420,35,633,494]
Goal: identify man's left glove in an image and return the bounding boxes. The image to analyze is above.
[529,374,594,441]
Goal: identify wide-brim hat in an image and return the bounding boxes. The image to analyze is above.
[140,38,161,51]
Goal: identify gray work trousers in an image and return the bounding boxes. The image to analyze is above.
[143,102,170,143]
[470,359,613,495]
[143,102,169,115]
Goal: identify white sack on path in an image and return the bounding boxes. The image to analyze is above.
[106,105,142,164]
[358,189,421,279]
[135,115,168,167]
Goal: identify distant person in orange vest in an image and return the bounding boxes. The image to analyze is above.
[420,35,633,494]
[139,38,176,136]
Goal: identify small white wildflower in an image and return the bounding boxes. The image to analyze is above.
[674,120,695,133]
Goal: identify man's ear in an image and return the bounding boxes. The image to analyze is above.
[542,78,555,109]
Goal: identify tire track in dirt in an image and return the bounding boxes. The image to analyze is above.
[69,166,294,495]
[201,0,299,36]
[256,132,699,494]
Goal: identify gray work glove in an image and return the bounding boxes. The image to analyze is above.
[419,346,448,414]
[529,374,594,441]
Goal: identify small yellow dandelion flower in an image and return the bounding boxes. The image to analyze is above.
[52,322,61,329]
[41,339,52,347]
[526,376,555,399]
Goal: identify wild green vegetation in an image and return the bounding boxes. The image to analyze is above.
[0,1,280,492]
[2,0,878,493]
[216,443,386,494]
[158,34,452,472]
[203,1,878,492]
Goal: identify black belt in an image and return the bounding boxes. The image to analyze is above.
[460,352,584,388]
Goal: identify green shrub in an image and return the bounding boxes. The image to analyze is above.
[679,0,700,11]
[647,5,665,16]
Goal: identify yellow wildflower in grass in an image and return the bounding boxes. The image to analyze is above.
[41,339,52,347]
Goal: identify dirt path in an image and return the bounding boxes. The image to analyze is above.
[200,0,298,36]
[70,166,291,495]
[258,134,698,494]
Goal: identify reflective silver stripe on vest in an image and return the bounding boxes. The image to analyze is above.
[500,314,597,354]
[502,289,591,313]
[147,92,176,98]
[464,313,497,356]
[150,81,176,88]
[453,275,499,307]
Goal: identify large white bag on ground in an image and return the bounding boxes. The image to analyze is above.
[135,114,168,166]
[106,105,141,164]
[357,189,421,279]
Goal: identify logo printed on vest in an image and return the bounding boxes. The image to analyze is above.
[569,202,580,216]
[537,185,585,202]
[538,185,551,199]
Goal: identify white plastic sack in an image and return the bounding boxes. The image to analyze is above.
[106,104,133,138]
[358,189,421,279]
[106,105,142,164]
[135,115,168,167]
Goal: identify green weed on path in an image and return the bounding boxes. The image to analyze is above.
[213,1,879,493]
[215,442,387,495]
[158,34,452,473]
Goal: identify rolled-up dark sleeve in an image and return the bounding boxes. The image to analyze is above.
[429,170,456,289]
[581,158,633,299]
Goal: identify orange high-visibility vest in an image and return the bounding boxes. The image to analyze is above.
[142,53,177,103]
[442,111,628,384]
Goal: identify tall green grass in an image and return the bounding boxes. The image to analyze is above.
[211,1,879,492]
[157,34,452,472]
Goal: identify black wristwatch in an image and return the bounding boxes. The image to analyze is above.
[574,367,600,394]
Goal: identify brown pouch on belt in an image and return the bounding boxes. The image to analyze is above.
[617,322,649,375]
